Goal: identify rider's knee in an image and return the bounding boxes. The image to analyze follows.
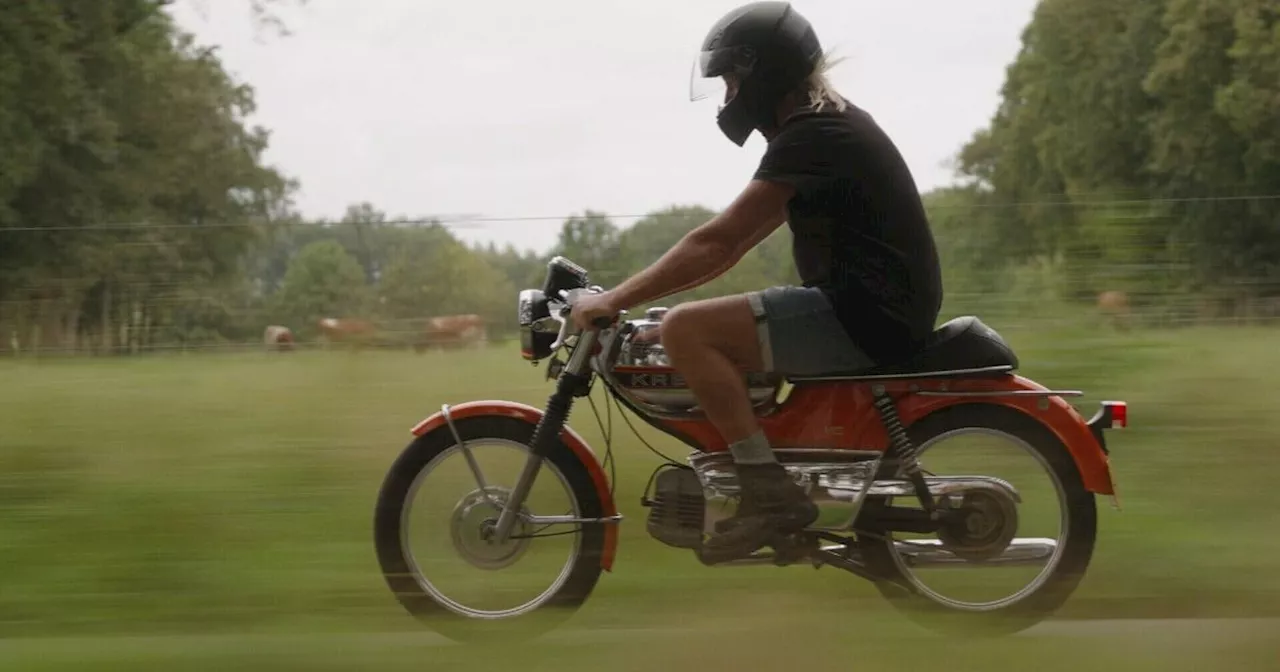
[658,302,704,353]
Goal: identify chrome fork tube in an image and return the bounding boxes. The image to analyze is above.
[491,329,600,543]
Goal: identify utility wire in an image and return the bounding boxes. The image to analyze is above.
[2,193,1279,234]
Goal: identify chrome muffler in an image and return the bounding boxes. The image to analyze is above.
[712,537,1057,569]
[690,450,1022,504]
[891,537,1057,567]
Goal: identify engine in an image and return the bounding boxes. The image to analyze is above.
[609,306,781,412]
[641,448,886,549]
[642,464,706,550]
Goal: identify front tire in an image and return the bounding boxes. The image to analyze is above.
[373,415,607,642]
[858,403,1098,636]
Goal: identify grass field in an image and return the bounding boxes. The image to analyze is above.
[2,322,1279,669]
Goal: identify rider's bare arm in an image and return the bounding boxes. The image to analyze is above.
[608,179,793,311]
[646,207,781,302]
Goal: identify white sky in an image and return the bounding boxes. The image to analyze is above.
[168,0,1036,255]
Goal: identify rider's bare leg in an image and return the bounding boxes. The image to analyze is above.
[659,295,765,443]
[660,295,817,560]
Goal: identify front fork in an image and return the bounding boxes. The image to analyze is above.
[488,329,601,543]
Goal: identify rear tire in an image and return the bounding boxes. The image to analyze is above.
[858,403,1098,636]
[373,415,607,642]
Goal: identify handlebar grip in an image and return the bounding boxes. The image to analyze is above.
[559,304,617,330]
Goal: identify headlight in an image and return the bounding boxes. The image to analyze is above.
[516,289,556,361]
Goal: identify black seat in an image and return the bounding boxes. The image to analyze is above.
[789,316,1018,381]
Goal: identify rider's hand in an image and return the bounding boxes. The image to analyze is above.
[569,290,620,332]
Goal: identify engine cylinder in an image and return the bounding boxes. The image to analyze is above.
[644,465,706,550]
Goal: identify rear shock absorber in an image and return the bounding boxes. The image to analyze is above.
[871,386,936,514]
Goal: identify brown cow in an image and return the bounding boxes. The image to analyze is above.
[415,314,488,352]
[317,317,377,349]
[263,325,295,352]
[1097,290,1132,331]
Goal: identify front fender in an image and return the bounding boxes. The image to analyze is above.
[410,400,620,571]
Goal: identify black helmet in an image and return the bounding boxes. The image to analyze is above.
[691,2,823,146]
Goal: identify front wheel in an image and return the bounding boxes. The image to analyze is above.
[373,415,607,642]
[858,403,1098,636]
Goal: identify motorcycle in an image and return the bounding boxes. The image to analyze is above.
[374,256,1127,640]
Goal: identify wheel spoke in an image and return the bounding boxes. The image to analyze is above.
[440,404,495,499]
[885,426,1070,611]
[400,438,582,618]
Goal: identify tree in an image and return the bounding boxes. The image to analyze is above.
[339,202,386,285]
[953,0,1280,315]
[552,211,622,286]
[0,0,295,354]
[377,233,516,344]
[476,242,548,293]
[273,240,369,333]
[178,0,308,37]
[1143,0,1280,292]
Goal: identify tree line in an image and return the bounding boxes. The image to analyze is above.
[942,0,1280,321]
[236,204,800,349]
[2,0,1277,355]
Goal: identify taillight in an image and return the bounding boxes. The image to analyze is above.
[1102,401,1127,428]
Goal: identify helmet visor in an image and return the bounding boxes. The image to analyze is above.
[688,46,756,103]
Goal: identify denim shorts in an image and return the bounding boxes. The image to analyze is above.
[745,286,877,376]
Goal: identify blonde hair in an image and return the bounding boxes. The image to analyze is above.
[802,52,848,112]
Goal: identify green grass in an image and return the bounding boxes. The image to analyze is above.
[1,325,1278,668]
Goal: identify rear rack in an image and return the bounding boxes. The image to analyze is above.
[790,364,1016,383]
[914,389,1084,398]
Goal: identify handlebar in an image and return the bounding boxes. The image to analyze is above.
[546,286,616,351]
[557,287,615,327]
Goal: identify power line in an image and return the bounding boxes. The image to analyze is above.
[2,193,1279,234]
[952,193,1280,209]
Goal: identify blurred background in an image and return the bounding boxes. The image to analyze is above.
[2,0,1278,670]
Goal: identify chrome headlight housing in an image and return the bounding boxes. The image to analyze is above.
[517,288,557,361]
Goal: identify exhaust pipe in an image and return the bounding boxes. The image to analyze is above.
[892,537,1057,567]
[825,475,1022,503]
[710,537,1057,569]
[693,451,1022,503]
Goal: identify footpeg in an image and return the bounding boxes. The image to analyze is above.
[768,534,816,567]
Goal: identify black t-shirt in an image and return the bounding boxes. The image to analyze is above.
[753,99,943,364]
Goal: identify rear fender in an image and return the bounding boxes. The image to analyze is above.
[410,400,619,571]
[900,376,1118,497]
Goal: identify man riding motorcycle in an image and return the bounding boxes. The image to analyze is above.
[570,1,944,563]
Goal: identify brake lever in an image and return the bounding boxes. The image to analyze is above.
[558,287,614,329]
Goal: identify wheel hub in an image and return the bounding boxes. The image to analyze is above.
[936,488,1019,562]
[449,486,533,570]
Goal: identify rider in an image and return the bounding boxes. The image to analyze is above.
[570,1,943,562]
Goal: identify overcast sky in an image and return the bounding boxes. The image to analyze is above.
[168,0,1037,254]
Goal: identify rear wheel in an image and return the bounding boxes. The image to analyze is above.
[858,403,1098,636]
[373,415,607,642]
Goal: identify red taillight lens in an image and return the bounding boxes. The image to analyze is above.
[1104,401,1127,428]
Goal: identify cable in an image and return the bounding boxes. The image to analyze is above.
[608,387,684,467]
[586,382,617,499]
[3,192,1279,234]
